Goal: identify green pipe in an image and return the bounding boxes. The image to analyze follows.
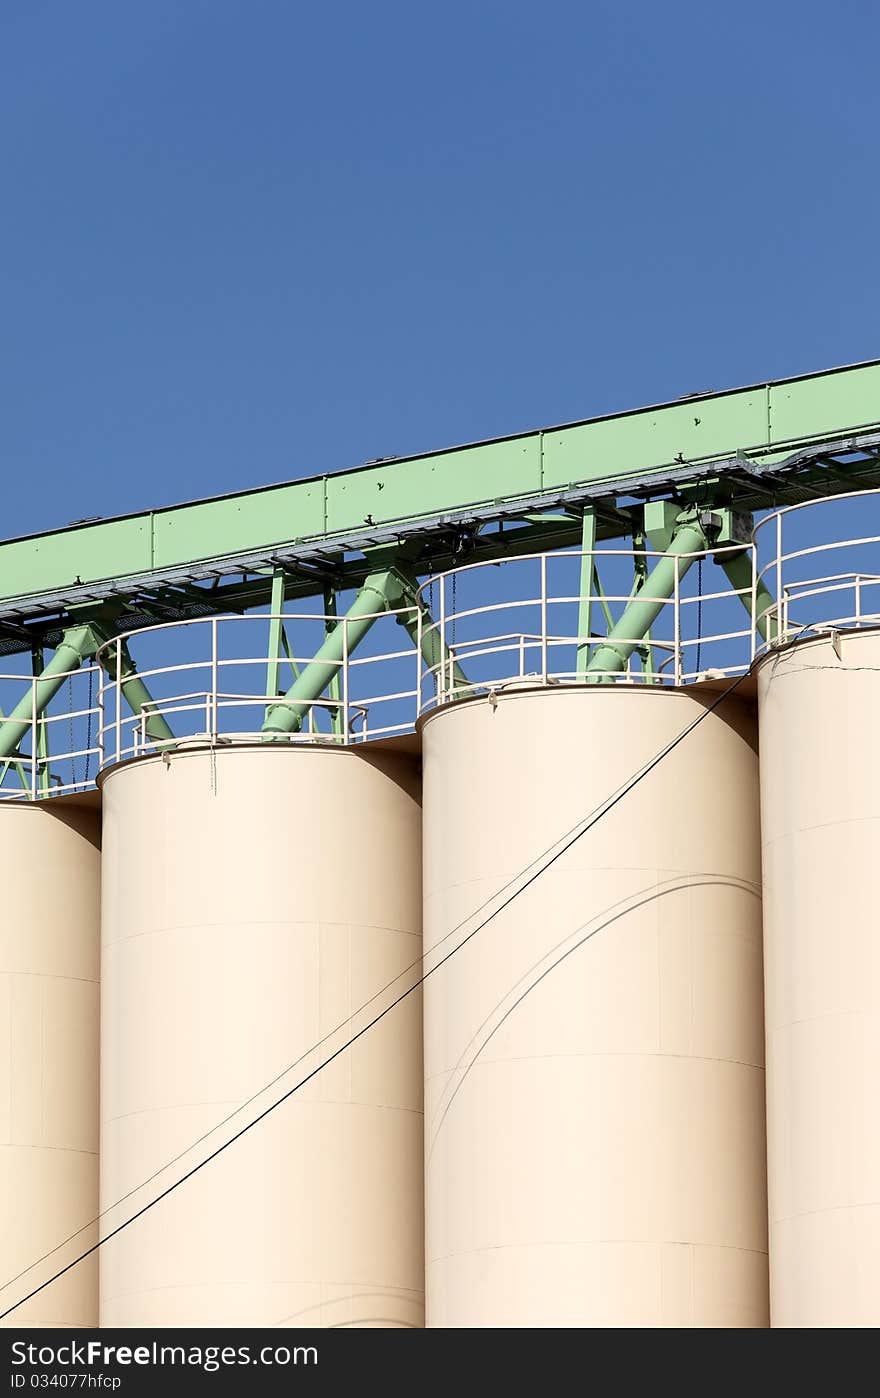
[718,550,778,643]
[0,626,94,761]
[262,571,396,734]
[586,519,708,680]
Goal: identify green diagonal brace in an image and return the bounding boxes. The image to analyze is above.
[102,639,176,744]
[262,571,400,735]
[0,625,98,761]
[0,623,175,771]
[261,566,468,734]
[718,550,778,643]
[393,591,469,699]
[586,515,709,680]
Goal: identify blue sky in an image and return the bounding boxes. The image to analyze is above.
[1,0,877,537]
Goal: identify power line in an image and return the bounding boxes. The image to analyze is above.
[0,697,714,1298]
[0,670,749,1321]
[3,674,748,1298]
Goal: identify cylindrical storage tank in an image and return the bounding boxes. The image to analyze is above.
[758,628,880,1327]
[99,745,423,1328]
[0,801,101,1328]
[422,687,768,1328]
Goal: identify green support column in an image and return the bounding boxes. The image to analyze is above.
[586,516,710,680]
[264,567,287,709]
[575,508,596,677]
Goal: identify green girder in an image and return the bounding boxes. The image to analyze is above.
[0,359,877,647]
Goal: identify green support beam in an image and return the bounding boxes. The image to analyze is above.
[393,594,469,699]
[575,509,597,678]
[264,567,287,706]
[0,622,175,772]
[586,515,710,680]
[0,625,98,761]
[102,639,176,744]
[262,565,467,735]
[262,571,401,736]
[0,359,878,634]
[718,550,779,644]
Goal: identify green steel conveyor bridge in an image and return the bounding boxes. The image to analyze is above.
[1,356,879,780]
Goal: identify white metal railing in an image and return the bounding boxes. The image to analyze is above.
[94,607,423,769]
[3,486,880,798]
[0,664,101,801]
[416,542,757,712]
[753,486,880,648]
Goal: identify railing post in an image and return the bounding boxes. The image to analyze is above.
[30,676,37,800]
[96,663,105,771]
[438,578,447,702]
[342,615,350,740]
[673,557,681,685]
[210,617,218,739]
[856,575,862,626]
[776,511,783,641]
[750,544,758,661]
[415,602,423,721]
[540,555,548,683]
[115,637,122,764]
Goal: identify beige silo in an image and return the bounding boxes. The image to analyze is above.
[0,799,101,1328]
[99,744,424,1328]
[421,686,768,1328]
[758,628,880,1327]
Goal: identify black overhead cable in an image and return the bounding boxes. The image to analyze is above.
[0,667,750,1322]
